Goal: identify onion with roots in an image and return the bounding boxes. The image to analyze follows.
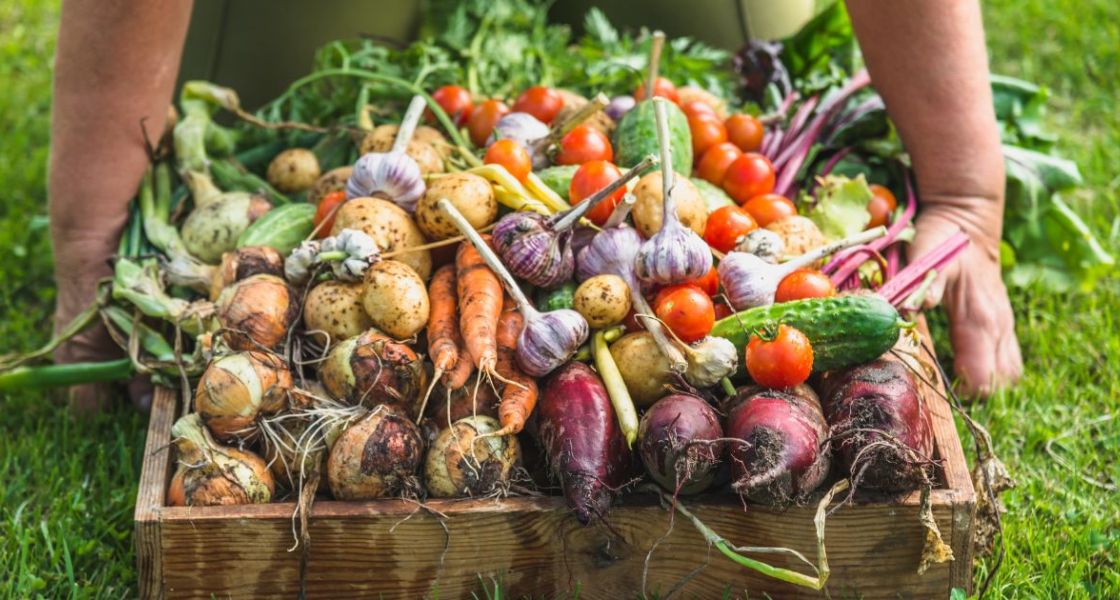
[261,382,345,491]
[638,394,725,495]
[327,405,425,500]
[164,245,285,301]
[194,350,293,442]
[424,415,521,498]
[215,274,300,351]
[319,329,427,416]
[167,413,275,506]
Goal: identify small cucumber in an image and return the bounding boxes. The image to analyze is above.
[613,99,692,175]
[535,281,577,311]
[710,294,903,373]
[692,177,736,212]
[236,202,316,255]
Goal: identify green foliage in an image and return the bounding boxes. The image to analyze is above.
[804,174,873,240]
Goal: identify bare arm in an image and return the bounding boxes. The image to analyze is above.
[846,0,1022,395]
[50,0,194,410]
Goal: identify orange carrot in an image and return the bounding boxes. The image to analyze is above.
[495,305,538,435]
[456,236,503,373]
[426,264,460,373]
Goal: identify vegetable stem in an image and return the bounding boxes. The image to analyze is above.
[392,96,427,154]
[530,93,609,155]
[0,358,133,391]
[645,32,665,100]
[592,329,639,447]
[602,193,637,229]
[652,99,678,218]
[550,155,655,232]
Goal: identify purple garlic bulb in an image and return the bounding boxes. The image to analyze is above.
[717,251,783,310]
[346,151,425,212]
[516,309,589,377]
[576,225,642,282]
[605,95,637,121]
[634,219,713,285]
[491,211,574,289]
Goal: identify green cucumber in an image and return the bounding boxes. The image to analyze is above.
[692,177,736,212]
[535,165,579,201]
[710,295,904,373]
[535,281,577,311]
[236,202,316,255]
[613,99,692,175]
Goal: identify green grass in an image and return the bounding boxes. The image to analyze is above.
[0,0,1117,597]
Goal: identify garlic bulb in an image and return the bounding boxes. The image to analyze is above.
[683,336,738,388]
[318,228,380,282]
[284,240,321,285]
[345,96,428,211]
[734,228,785,264]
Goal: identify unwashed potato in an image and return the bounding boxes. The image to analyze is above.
[573,275,631,328]
[266,148,321,193]
[610,332,674,407]
[766,215,826,258]
[359,124,447,173]
[415,173,496,240]
[553,89,615,138]
[331,197,432,280]
[632,172,707,238]
[303,280,376,345]
[361,260,430,340]
[307,166,352,205]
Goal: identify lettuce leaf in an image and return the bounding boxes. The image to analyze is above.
[805,175,872,240]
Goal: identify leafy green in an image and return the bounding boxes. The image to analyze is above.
[780,2,862,94]
[805,175,872,240]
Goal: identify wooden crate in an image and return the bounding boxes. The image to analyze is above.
[135,332,976,599]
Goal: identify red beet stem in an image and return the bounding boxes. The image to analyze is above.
[879,230,970,306]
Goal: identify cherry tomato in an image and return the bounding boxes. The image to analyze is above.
[725,114,764,152]
[742,193,797,227]
[634,77,680,103]
[867,183,899,229]
[688,113,728,157]
[430,85,473,125]
[703,205,758,254]
[689,267,720,296]
[484,139,532,181]
[313,190,347,238]
[555,124,613,165]
[512,86,564,124]
[696,142,743,186]
[774,269,836,303]
[722,153,775,203]
[745,324,814,388]
[569,160,626,225]
[713,302,733,321]
[680,100,716,119]
[466,99,510,147]
[654,284,715,344]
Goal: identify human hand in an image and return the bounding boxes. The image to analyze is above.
[908,195,1023,397]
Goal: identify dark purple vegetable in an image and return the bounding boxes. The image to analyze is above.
[537,362,630,524]
[638,394,724,496]
[820,358,934,493]
[726,386,830,505]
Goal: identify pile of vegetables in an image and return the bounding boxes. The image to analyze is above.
[1,1,1045,591]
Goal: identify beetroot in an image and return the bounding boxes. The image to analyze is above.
[821,358,934,492]
[638,394,725,496]
[537,362,631,524]
[726,386,831,505]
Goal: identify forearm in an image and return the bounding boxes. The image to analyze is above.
[49,0,193,287]
[845,0,1004,236]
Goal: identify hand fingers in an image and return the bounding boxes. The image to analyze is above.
[943,262,1023,397]
[906,214,965,309]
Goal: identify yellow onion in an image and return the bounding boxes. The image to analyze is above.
[209,246,285,301]
[424,415,521,498]
[215,274,300,351]
[167,413,274,506]
[262,382,339,491]
[327,405,424,500]
[194,350,293,442]
[319,330,427,416]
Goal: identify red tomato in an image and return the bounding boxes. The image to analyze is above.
[713,302,733,321]
[745,324,814,388]
[688,113,729,157]
[634,77,680,103]
[654,284,715,344]
[555,125,613,165]
[742,193,797,227]
[680,100,716,119]
[466,99,510,147]
[484,139,532,181]
[512,86,564,124]
[867,183,899,229]
[722,153,775,203]
[313,190,347,238]
[696,142,743,186]
[725,114,764,152]
[430,85,473,125]
[569,160,626,225]
[774,269,837,303]
[703,205,758,254]
[689,267,720,296]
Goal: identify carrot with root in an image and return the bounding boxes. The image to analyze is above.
[420,264,473,419]
[494,305,538,436]
[456,236,503,386]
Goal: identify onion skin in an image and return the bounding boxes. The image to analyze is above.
[327,406,424,500]
[209,246,284,301]
[537,362,631,525]
[726,386,831,505]
[638,394,725,495]
[168,413,274,506]
[320,330,427,416]
[424,415,521,498]
[215,274,300,351]
[195,351,293,442]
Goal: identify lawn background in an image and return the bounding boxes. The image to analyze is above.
[0,0,1117,597]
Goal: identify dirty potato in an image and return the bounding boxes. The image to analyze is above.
[766,215,826,258]
[361,260,430,339]
[303,280,376,346]
[359,125,446,174]
[415,172,497,240]
[573,275,631,328]
[632,172,708,237]
[307,166,353,205]
[266,148,321,193]
[331,197,432,280]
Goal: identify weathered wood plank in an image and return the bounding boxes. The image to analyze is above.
[136,388,177,600]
